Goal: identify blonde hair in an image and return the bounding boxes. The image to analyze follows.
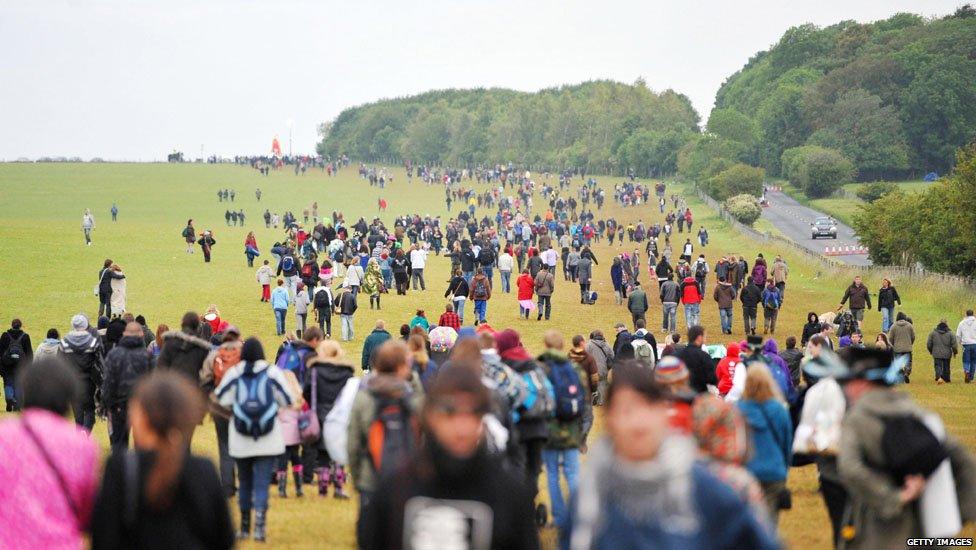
[743,364,783,403]
[408,334,429,366]
[543,329,564,350]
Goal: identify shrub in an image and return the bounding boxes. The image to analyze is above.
[705,163,765,201]
[781,145,855,198]
[724,194,763,226]
[855,181,901,202]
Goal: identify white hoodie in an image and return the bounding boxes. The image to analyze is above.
[957,316,976,345]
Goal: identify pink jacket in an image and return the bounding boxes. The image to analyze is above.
[278,408,301,447]
[0,410,99,549]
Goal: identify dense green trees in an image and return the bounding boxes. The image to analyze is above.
[724,194,763,226]
[714,11,976,180]
[317,81,699,174]
[705,163,765,201]
[853,144,976,276]
[781,146,855,198]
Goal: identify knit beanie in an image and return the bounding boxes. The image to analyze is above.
[654,356,689,386]
[71,314,89,331]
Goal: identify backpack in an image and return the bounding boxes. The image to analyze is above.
[881,415,947,482]
[301,261,314,278]
[518,364,556,421]
[181,227,191,239]
[212,345,240,387]
[367,395,416,477]
[232,367,279,439]
[472,278,489,300]
[632,338,655,367]
[1,334,25,367]
[276,341,309,383]
[547,358,584,422]
[695,261,707,280]
[763,289,781,310]
[281,256,295,272]
[313,289,331,309]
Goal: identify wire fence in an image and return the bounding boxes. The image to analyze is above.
[694,187,974,289]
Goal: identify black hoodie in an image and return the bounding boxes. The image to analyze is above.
[303,358,355,424]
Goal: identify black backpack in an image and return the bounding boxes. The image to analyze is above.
[313,289,331,309]
[695,261,707,280]
[880,415,947,482]
[1,334,25,367]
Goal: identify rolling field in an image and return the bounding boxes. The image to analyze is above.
[1,162,974,548]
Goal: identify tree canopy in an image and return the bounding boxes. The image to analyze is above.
[713,11,976,179]
[317,81,700,175]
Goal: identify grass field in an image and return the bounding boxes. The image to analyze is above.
[1,162,974,549]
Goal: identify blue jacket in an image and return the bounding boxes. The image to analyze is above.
[566,463,779,550]
[738,400,792,482]
[610,264,623,291]
[270,286,290,310]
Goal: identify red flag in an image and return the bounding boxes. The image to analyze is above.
[272,137,282,156]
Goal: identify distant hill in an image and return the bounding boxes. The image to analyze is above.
[317,80,700,176]
[712,8,976,180]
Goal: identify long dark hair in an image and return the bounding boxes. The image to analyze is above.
[131,372,205,510]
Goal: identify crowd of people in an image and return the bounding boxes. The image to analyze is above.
[17,167,976,549]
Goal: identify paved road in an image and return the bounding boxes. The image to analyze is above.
[761,189,872,266]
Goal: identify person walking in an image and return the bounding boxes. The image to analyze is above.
[585,331,614,405]
[60,314,103,430]
[659,275,680,334]
[409,243,428,290]
[96,258,125,318]
[837,347,976,549]
[303,340,356,498]
[216,338,295,543]
[887,312,915,383]
[360,320,392,372]
[627,281,649,329]
[713,277,736,335]
[840,276,871,328]
[270,279,290,336]
[740,279,762,336]
[470,267,493,325]
[82,209,96,245]
[294,283,311,338]
[534,264,555,321]
[197,230,216,263]
[91,371,234,550]
[927,318,958,384]
[771,255,788,300]
[156,312,211,387]
[200,326,243,498]
[761,279,782,335]
[877,279,901,333]
[680,272,702,329]
[101,322,154,450]
[255,260,273,302]
[312,285,334,338]
[737,364,792,526]
[957,309,976,383]
[0,358,100,549]
[336,285,359,342]
[0,319,32,411]
[499,247,514,293]
[516,268,535,319]
[578,251,594,304]
[444,268,469,324]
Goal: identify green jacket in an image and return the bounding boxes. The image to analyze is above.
[538,350,592,450]
[838,389,976,550]
[360,329,391,371]
[886,320,915,353]
[627,288,649,315]
[346,373,424,493]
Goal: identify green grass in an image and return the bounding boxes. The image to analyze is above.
[0,163,974,549]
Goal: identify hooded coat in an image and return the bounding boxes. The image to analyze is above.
[156,330,212,382]
[927,323,958,359]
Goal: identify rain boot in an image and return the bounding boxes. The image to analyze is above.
[333,464,350,499]
[237,509,251,539]
[276,470,288,498]
[254,509,267,543]
[293,466,304,498]
[317,467,329,496]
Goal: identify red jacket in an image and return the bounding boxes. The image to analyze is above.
[715,343,741,396]
[680,277,701,304]
[516,273,535,301]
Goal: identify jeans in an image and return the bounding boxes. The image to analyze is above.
[316,308,332,336]
[108,404,129,451]
[411,268,425,290]
[473,300,487,323]
[274,308,287,335]
[881,307,894,333]
[743,306,758,334]
[683,303,700,328]
[73,381,96,431]
[537,295,552,320]
[237,455,276,512]
[453,297,466,323]
[543,448,580,530]
[763,307,779,334]
[719,308,733,333]
[341,314,354,340]
[296,313,307,337]
[463,271,474,285]
[2,379,16,410]
[83,227,92,244]
[482,267,493,288]
[964,344,976,378]
[285,275,299,302]
[662,302,677,332]
[98,291,112,318]
[381,268,393,290]
[500,271,511,293]
[214,416,236,497]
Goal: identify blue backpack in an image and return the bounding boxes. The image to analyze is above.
[547,358,585,421]
[232,366,279,439]
[280,256,295,272]
[518,364,556,421]
[276,341,309,384]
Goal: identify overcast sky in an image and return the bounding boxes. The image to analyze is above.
[0,0,962,161]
